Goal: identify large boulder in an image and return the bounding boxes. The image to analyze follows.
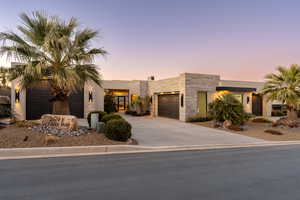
[41,114,78,131]
[272,118,299,128]
[0,96,10,105]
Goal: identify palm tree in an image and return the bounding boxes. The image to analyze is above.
[0,11,107,115]
[0,67,9,88]
[262,64,300,120]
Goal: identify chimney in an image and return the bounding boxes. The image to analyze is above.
[148,76,155,81]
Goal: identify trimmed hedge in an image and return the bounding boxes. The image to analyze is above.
[87,111,107,127]
[105,119,132,141]
[101,113,123,123]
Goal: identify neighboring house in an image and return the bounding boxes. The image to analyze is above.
[11,71,283,121]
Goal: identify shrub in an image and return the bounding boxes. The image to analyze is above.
[101,113,123,123]
[104,94,116,114]
[187,116,213,122]
[87,111,107,127]
[252,117,273,123]
[272,110,286,117]
[105,119,132,141]
[0,104,11,119]
[208,93,249,125]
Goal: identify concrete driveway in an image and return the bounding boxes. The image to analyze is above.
[123,115,265,147]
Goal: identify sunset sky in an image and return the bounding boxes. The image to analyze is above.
[1,0,300,81]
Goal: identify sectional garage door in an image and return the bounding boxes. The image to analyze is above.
[158,94,179,119]
[26,81,84,120]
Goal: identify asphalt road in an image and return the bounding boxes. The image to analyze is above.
[1,145,300,200]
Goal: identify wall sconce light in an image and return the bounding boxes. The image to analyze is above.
[150,96,153,104]
[246,96,250,104]
[181,94,184,107]
[88,91,93,102]
[15,89,20,103]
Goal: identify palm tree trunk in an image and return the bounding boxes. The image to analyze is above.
[287,109,298,120]
[52,99,70,115]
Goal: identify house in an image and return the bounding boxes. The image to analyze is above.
[11,71,284,121]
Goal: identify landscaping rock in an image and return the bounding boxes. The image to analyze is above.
[0,118,15,125]
[228,124,244,131]
[96,122,106,133]
[223,120,232,128]
[213,121,223,128]
[44,134,59,145]
[264,129,283,135]
[41,114,78,131]
[127,138,138,145]
[0,96,10,104]
[272,118,299,128]
[32,125,88,136]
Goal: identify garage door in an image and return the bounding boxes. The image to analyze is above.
[26,81,84,120]
[158,94,179,119]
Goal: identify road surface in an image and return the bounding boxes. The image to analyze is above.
[1,145,300,199]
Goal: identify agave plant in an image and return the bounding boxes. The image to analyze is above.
[0,11,107,115]
[262,65,300,120]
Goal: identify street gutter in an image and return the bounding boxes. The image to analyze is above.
[1,141,300,160]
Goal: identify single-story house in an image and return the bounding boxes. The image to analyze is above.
[11,71,284,121]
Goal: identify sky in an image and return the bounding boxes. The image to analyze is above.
[1,0,300,81]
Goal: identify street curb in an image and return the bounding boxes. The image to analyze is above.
[1,141,300,160]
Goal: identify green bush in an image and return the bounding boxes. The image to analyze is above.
[101,113,123,123]
[208,93,249,125]
[105,119,132,141]
[272,110,286,117]
[0,104,11,119]
[104,94,116,114]
[87,111,107,127]
[187,116,213,122]
[252,117,273,123]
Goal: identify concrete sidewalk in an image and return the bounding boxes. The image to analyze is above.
[2,141,300,160]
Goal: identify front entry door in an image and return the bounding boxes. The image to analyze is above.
[252,94,263,116]
[116,96,127,112]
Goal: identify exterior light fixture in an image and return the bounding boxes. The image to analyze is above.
[15,89,20,103]
[150,96,153,104]
[247,96,250,104]
[88,91,93,102]
[181,94,184,107]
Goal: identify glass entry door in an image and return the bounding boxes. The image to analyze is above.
[115,96,128,112]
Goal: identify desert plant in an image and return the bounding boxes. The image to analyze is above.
[105,119,132,141]
[104,93,116,114]
[101,113,122,123]
[0,104,11,119]
[262,65,300,120]
[87,111,107,127]
[131,95,151,115]
[208,93,249,125]
[0,11,107,115]
[187,116,213,122]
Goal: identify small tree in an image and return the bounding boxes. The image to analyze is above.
[104,92,116,114]
[262,65,300,120]
[208,93,250,125]
[131,95,150,115]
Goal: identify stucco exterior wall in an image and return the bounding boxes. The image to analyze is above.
[84,81,104,118]
[11,79,26,120]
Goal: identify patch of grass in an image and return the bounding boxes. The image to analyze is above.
[15,121,40,128]
[252,117,273,123]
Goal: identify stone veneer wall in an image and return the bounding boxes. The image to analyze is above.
[184,73,220,121]
[148,76,186,120]
[84,81,104,118]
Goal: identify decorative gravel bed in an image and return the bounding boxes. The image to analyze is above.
[0,125,125,148]
[31,125,89,136]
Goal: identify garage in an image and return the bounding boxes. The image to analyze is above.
[158,94,179,119]
[26,81,84,120]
